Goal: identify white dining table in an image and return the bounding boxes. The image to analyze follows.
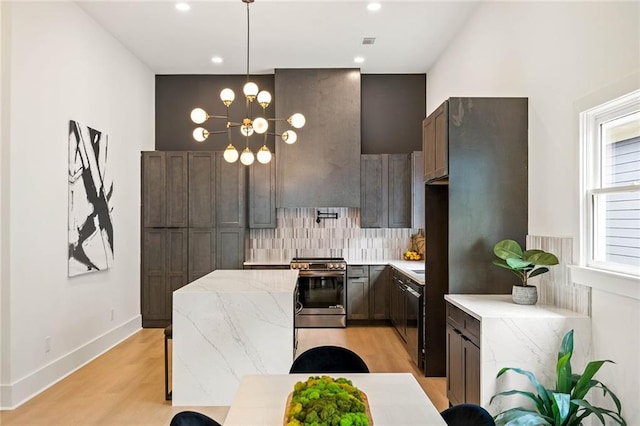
[223,373,447,425]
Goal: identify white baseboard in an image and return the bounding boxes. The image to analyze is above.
[0,315,141,410]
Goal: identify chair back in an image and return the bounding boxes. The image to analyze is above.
[440,403,495,426]
[170,410,222,426]
[289,345,370,374]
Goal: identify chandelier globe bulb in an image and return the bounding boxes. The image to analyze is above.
[256,145,272,164]
[220,88,235,106]
[223,144,239,163]
[253,117,269,134]
[288,113,306,129]
[193,127,209,142]
[240,147,255,166]
[243,82,259,99]
[257,90,272,108]
[240,124,255,137]
[190,108,208,124]
[281,130,297,145]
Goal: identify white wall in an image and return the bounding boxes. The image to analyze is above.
[426,1,639,423]
[0,1,154,408]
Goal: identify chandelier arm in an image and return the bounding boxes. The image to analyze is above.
[207,115,229,120]
[226,122,245,127]
[201,130,229,135]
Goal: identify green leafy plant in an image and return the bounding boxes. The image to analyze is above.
[492,239,559,286]
[491,329,625,426]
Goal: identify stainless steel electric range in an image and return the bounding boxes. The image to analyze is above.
[290,257,347,328]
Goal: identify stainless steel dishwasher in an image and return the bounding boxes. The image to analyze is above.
[404,278,424,369]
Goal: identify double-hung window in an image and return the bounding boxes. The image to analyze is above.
[581,90,640,276]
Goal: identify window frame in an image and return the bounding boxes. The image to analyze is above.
[580,89,640,277]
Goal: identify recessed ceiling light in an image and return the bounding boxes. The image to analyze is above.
[367,2,382,12]
[211,56,223,64]
[175,2,190,12]
[354,56,365,64]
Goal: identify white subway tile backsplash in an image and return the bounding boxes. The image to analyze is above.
[526,235,590,316]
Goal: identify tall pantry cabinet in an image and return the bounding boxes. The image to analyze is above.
[141,151,246,328]
[422,97,528,376]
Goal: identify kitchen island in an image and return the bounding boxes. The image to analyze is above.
[172,269,299,406]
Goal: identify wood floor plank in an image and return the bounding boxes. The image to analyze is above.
[0,326,447,425]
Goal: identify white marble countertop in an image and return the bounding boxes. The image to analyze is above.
[242,260,291,266]
[242,259,425,284]
[444,294,590,320]
[175,269,299,294]
[387,260,425,284]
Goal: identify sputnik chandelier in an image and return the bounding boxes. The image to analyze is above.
[190,0,305,166]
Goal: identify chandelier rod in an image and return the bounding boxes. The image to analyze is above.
[245,0,250,82]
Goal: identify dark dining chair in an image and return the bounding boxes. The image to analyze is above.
[440,403,495,426]
[289,345,370,373]
[169,411,222,426]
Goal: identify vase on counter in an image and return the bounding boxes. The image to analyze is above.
[512,285,538,305]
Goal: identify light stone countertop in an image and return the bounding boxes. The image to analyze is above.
[175,269,299,293]
[242,260,291,266]
[243,259,426,284]
[444,294,590,320]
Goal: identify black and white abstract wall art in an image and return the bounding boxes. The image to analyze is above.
[68,120,114,277]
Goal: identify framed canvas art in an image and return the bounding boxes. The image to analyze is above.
[68,120,114,277]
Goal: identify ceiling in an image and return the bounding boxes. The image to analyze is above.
[77,0,480,75]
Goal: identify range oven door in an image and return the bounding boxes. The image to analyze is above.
[295,271,346,327]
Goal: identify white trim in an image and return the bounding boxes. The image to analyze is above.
[570,265,640,300]
[575,72,640,270]
[579,89,640,275]
[0,315,141,410]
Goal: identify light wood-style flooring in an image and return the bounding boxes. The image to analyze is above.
[0,326,447,425]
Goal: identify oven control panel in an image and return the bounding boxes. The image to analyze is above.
[290,258,346,271]
[290,262,310,270]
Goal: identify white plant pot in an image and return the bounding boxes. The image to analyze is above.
[512,285,538,305]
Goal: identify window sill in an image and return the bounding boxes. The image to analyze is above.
[570,266,640,301]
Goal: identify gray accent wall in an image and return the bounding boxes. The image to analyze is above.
[155,73,426,156]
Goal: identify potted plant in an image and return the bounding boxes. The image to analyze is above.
[491,329,626,426]
[492,239,559,304]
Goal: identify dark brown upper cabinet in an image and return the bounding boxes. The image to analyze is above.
[215,152,246,228]
[422,102,449,182]
[188,152,216,228]
[361,153,415,228]
[248,158,276,228]
[142,151,188,228]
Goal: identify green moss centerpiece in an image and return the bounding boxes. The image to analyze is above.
[285,376,372,426]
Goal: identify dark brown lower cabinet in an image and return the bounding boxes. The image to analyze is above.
[446,302,480,405]
[346,265,390,321]
[142,228,188,328]
[369,265,390,320]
